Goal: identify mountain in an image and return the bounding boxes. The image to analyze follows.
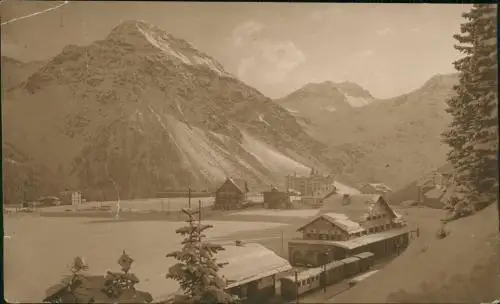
[290,73,459,190]
[2,20,342,201]
[2,143,59,204]
[275,81,376,125]
[1,56,45,91]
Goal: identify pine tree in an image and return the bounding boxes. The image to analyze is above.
[442,4,498,214]
[166,208,237,304]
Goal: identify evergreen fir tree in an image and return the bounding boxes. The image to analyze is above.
[166,208,237,304]
[442,4,498,214]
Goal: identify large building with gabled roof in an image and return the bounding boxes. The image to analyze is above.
[288,193,409,266]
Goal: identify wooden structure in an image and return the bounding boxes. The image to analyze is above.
[217,242,292,304]
[288,194,407,267]
[214,178,249,210]
[296,213,366,241]
[288,228,410,267]
[263,187,292,209]
[319,194,401,233]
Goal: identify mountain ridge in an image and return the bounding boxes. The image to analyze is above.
[2,20,340,201]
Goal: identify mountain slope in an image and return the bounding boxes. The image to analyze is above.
[1,56,45,91]
[291,74,459,190]
[2,20,339,200]
[276,81,376,125]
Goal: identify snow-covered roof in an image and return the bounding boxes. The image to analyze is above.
[330,228,410,250]
[217,243,292,289]
[363,183,393,193]
[297,212,366,235]
[322,213,366,234]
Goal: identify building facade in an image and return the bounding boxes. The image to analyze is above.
[288,193,408,266]
[263,187,292,209]
[218,242,292,304]
[284,169,336,197]
[214,178,249,210]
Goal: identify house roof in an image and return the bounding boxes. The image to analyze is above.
[362,183,393,193]
[331,228,410,250]
[333,181,361,195]
[217,243,292,289]
[424,187,445,199]
[224,178,248,194]
[44,275,152,303]
[297,213,365,234]
[290,228,409,251]
[319,194,397,222]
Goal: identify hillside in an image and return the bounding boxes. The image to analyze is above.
[1,56,45,91]
[332,205,499,303]
[285,73,459,190]
[2,20,344,201]
[1,143,60,204]
[276,81,375,126]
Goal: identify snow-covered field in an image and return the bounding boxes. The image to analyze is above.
[42,196,215,213]
[231,209,319,218]
[3,216,287,302]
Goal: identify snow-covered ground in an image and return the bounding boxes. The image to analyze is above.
[231,209,319,218]
[3,216,287,302]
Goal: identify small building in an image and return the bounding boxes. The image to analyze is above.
[433,163,454,189]
[218,242,293,304]
[214,178,249,210]
[423,187,446,209]
[37,196,61,207]
[263,187,292,209]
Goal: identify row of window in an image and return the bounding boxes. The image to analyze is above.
[298,275,319,286]
[366,213,387,220]
[304,223,399,240]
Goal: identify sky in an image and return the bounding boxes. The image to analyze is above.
[1,1,472,99]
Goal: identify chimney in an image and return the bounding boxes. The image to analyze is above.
[342,194,351,205]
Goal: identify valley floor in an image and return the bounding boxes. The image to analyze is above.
[3,203,498,303]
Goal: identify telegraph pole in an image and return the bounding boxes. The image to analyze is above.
[295,271,299,304]
[281,230,284,256]
[188,186,191,209]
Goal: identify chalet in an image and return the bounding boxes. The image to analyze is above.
[214,178,249,210]
[288,194,408,266]
[263,187,292,209]
[423,187,446,209]
[218,242,292,304]
[319,194,402,233]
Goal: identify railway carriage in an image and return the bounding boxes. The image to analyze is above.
[353,252,375,272]
[280,252,374,300]
[340,256,361,278]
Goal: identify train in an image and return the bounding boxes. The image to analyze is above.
[280,252,375,300]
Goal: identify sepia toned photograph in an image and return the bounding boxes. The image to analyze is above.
[1,1,499,304]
